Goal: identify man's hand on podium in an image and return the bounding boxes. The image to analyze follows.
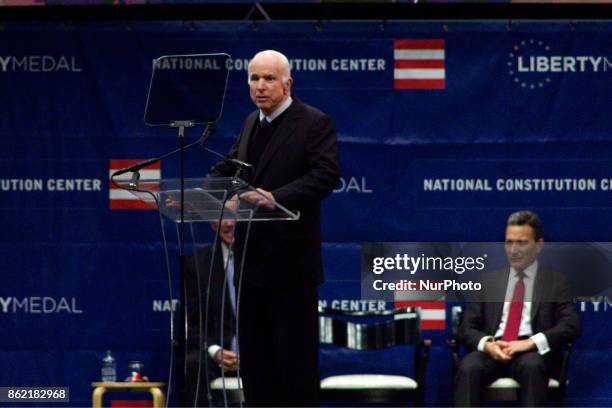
[239,188,276,210]
[165,194,178,209]
[163,194,194,212]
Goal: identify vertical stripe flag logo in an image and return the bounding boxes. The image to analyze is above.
[394,280,446,330]
[109,160,161,210]
[394,39,446,90]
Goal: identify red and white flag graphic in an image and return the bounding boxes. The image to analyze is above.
[109,159,160,210]
[394,39,445,90]
[394,280,446,330]
[394,300,446,330]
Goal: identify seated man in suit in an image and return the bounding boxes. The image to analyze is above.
[455,210,581,406]
[184,220,239,406]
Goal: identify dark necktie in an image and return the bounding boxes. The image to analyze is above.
[253,118,270,144]
[502,272,525,341]
[248,118,272,170]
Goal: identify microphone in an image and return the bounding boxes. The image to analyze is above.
[111,157,159,178]
[202,147,253,170]
[227,158,253,170]
[197,124,253,179]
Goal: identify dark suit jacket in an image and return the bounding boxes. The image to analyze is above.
[459,266,581,354]
[184,243,236,375]
[210,97,340,288]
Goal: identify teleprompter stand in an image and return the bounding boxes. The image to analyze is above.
[112,53,273,407]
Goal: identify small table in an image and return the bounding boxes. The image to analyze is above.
[91,382,165,408]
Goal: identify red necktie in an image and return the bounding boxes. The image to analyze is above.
[502,273,525,341]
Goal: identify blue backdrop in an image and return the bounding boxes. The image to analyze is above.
[1,20,611,406]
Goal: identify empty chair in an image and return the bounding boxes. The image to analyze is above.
[319,306,431,406]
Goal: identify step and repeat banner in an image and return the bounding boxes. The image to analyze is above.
[1,21,611,405]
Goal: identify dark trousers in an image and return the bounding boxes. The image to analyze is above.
[454,350,550,407]
[238,281,320,407]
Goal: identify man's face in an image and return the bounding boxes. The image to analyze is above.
[213,220,235,247]
[248,54,292,115]
[504,224,543,272]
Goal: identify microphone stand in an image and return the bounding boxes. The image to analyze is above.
[174,121,190,407]
[110,122,205,406]
[111,123,211,179]
[109,126,251,183]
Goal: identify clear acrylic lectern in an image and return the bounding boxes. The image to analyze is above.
[113,175,299,407]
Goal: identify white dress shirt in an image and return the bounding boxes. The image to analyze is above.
[259,96,292,123]
[477,260,551,355]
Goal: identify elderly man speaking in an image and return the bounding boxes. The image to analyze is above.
[210,50,340,406]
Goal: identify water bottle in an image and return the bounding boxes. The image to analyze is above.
[101,350,117,382]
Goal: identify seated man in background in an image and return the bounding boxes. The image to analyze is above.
[455,210,581,406]
[184,220,239,406]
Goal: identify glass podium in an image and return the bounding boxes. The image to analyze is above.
[114,176,299,223]
[112,175,299,407]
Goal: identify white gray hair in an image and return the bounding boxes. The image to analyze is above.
[247,49,292,84]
